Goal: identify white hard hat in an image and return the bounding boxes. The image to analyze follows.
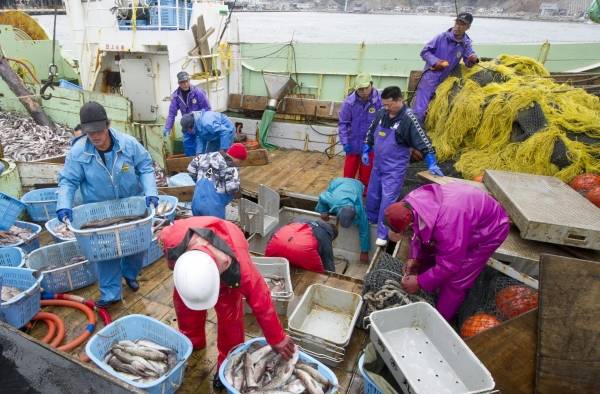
[173,250,220,310]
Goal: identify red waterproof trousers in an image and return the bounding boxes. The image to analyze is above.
[343,152,373,194]
[265,222,324,273]
[159,216,286,366]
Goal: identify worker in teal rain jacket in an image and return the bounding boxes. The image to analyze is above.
[56,102,158,308]
[180,110,234,155]
[315,177,370,263]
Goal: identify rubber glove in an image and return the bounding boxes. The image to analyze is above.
[163,127,171,137]
[432,60,449,71]
[467,54,479,65]
[146,196,159,208]
[361,144,371,166]
[342,143,352,153]
[56,208,73,224]
[272,335,296,360]
[425,152,444,176]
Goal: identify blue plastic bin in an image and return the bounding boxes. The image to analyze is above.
[45,217,76,243]
[142,237,164,268]
[149,0,192,30]
[26,241,97,293]
[157,195,178,222]
[21,187,59,222]
[0,247,25,268]
[58,79,83,91]
[219,337,339,394]
[69,197,154,262]
[0,267,43,328]
[86,314,193,394]
[1,221,42,253]
[0,192,26,231]
[358,354,384,394]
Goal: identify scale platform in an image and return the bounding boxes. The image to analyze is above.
[484,170,600,250]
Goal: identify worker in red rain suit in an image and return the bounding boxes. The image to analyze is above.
[158,216,295,389]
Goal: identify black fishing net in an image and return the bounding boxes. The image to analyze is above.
[457,266,538,330]
[470,69,505,87]
[550,131,600,169]
[510,101,547,142]
[356,253,436,329]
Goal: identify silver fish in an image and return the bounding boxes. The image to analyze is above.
[295,369,324,394]
[296,363,330,387]
[118,343,167,361]
[283,378,307,394]
[244,351,259,390]
[1,285,22,302]
[261,347,299,390]
[250,344,273,364]
[225,352,244,386]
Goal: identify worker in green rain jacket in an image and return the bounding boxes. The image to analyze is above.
[315,177,370,263]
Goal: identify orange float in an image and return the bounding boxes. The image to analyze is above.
[495,285,538,319]
[585,187,600,208]
[569,173,600,193]
[460,313,501,338]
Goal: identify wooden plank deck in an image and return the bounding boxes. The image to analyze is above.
[240,149,344,199]
[26,231,365,393]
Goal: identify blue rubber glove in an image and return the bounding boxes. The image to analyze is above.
[361,144,371,166]
[425,152,444,176]
[343,143,352,153]
[146,196,159,209]
[163,127,171,137]
[56,208,73,224]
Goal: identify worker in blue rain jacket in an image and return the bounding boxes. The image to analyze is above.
[56,102,158,308]
[163,71,211,156]
[315,177,370,263]
[187,143,248,218]
[362,86,443,247]
[180,110,234,156]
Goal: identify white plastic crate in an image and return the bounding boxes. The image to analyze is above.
[243,256,293,315]
[369,302,495,394]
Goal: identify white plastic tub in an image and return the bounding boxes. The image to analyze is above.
[243,256,293,315]
[369,302,495,394]
[288,284,362,347]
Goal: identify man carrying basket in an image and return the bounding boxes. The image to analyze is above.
[56,102,159,308]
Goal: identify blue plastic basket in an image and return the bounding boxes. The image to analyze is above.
[68,197,154,262]
[21,187,60,222]
[26,241,97,294]
[358,354,384,394]
[45,217,76,243]
[86,314,193,394]
[157,195,178,222]
[149,0,192,30]
[0,247,25,268]
[0,267,43,328]
[1,221,42,253]
[219,337,339,394]
[0,192,26,231]
[142,237,164,268]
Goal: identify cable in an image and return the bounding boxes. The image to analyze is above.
[218,0,237,44]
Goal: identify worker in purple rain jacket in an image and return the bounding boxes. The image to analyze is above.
[163,71,211,156]
[384,183,510,321]
[412,12,479,123]
[338,72,382,192]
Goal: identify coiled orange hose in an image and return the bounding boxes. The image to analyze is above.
[41,299,96,352]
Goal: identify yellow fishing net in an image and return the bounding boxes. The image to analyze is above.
[425,54,600,182]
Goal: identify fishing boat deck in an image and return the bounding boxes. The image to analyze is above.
[27,231,366,393]
[240,149,345,200]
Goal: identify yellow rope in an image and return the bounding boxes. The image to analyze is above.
[426,55,600,182]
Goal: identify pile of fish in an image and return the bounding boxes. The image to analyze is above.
[0,226,35,246]
[363,279,432,314]
[264,275,287,295]
[224,342,333,394]
[80,214,147,230]
[155,201,174,217]
[1,285,23,302]
[104,339,178,383]
[43,255,87,271]
[53,222,75,240]
[0,112,73,161]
